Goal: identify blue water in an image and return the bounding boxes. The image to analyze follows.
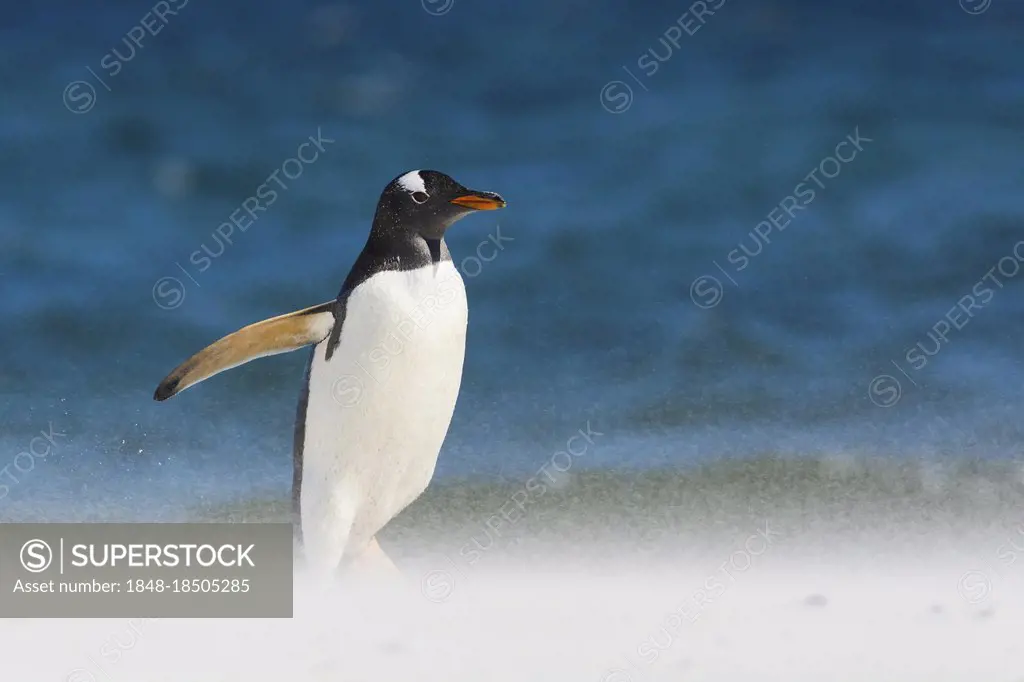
[2,0,1023,519]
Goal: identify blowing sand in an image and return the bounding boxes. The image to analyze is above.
[2,548,1019,682]
[3,459,1022,681]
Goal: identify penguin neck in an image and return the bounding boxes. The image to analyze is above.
[366,213,451,268]
[338,221,452,299]
[367,230,449,267]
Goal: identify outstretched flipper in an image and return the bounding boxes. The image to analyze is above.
[153,301,336,401]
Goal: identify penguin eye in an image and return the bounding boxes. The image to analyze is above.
[411,191,429,204]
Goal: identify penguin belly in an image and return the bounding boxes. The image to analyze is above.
[299,261,467,571]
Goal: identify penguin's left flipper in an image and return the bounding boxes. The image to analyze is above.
[153,301,336,401]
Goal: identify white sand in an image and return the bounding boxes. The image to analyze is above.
[4,537,1020,682]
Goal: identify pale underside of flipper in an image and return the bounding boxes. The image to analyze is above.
[153,301,336,401]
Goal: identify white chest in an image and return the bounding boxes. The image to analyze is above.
[300,261,468,560]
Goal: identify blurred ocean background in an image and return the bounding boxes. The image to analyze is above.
[2,0,1024,523]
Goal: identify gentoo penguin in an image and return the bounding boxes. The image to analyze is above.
[154,170,505,575]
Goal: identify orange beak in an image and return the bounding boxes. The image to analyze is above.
[450,191,506,211]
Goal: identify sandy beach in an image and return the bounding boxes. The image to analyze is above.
[5,461,1022,681]
[4,546,1018,681]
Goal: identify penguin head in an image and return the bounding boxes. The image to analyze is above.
[374,170,506,241]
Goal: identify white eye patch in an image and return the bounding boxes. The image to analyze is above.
[396,170,427,195]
